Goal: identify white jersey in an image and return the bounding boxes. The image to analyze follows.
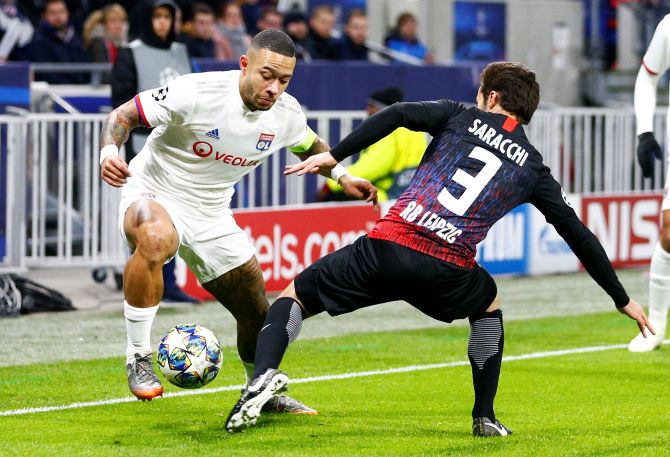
[636,15,670,135]
[642,15,670,77]
[128,70,311,213]
[636,14,670,211]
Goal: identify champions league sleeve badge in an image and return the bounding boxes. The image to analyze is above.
[256,133,275,151]
[152,85,169,102]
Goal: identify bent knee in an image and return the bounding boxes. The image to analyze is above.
[132,221,178,265]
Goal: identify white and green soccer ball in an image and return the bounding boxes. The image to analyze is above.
[157,324,223,389]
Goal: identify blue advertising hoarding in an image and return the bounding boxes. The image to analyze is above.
[475,204,529,275]
[454,1,506,62]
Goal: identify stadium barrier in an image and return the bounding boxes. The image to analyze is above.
[0,110,367,273]
[0,109,666,292]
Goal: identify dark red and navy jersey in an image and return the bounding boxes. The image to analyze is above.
[330,99,630,307]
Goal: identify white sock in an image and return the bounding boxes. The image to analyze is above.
[648,243,670,336]
[124,301,159,364]
[242,360,255,384]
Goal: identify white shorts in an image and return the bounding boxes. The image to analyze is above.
[118,186,256,283]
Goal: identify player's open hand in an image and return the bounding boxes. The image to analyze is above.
[339,175,379,213]
[101,155,131,187]
[285,151,337,176]
[618,299,655,337]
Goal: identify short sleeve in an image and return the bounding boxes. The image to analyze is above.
[285,109,313,151]
[134,74,197,128]
[643,15,670,75]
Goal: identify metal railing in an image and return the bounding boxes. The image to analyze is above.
[31,63,113,87]
[528,108,666,194]
[0,108,665,272]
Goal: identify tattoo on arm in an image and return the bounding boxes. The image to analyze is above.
[100,99,142,149]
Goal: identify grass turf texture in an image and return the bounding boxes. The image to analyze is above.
[1,312,668,457]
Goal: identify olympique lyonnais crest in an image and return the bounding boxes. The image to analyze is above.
[256,133,275,151]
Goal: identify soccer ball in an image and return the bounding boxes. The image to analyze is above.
[157,324,223,388]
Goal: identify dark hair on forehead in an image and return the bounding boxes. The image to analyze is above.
[250,29,296,58]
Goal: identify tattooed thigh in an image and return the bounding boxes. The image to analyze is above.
[202,256,269,322]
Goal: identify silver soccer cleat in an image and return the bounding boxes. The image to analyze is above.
[262,394,318,415]
[126,353,164,401]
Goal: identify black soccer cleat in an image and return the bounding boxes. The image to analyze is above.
[225,369,289,433]
[472,417,513,437]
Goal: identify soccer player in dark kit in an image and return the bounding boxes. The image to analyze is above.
[225,62,655,436]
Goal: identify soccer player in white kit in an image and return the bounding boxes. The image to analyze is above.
[98,30,378,409]
[631,14,670,351]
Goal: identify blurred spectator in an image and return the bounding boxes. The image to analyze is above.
[282,9,310,60]
[0,0,33,61]
[112,0,191,155]
[82,3,127,65]
[216,1,251,60]
[24,0,90,84]
[128,0,188,40]
[317,87,427,203]
[337,8,367,60]
[111,0,197,304]
[251,6,281,35]
[385,12,433,64]
[18,0,96,29]
[179,2,231,59]
[306,4,340,60]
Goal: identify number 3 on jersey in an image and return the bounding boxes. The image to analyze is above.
[437,146,502,216]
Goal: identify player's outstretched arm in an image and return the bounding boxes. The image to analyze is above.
[339,175,379,210]
[618,299,655,338]
[285,151,338,176]
[292,137,379,208]
[530,173,632,308]
[287,100,459,177]
[99,99,141,187]
[547,215,653,337]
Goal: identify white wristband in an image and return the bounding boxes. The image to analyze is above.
[330,163,349,184]
[99,144,119,165]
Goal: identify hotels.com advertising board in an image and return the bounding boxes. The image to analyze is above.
[177,192,663,299]
[178,202,379,298]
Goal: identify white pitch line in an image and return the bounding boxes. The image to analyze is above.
[1,339,667,418]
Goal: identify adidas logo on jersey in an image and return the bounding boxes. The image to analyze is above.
[205,128,220,140]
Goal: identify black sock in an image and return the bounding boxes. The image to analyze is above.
[252,297,304,380]
[468,309,504,421]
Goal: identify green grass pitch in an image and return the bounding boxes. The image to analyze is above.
[1,310,668,457]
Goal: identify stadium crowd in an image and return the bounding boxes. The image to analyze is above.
[1,0,433,84]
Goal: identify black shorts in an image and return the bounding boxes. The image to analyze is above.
[294,236,497,323]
